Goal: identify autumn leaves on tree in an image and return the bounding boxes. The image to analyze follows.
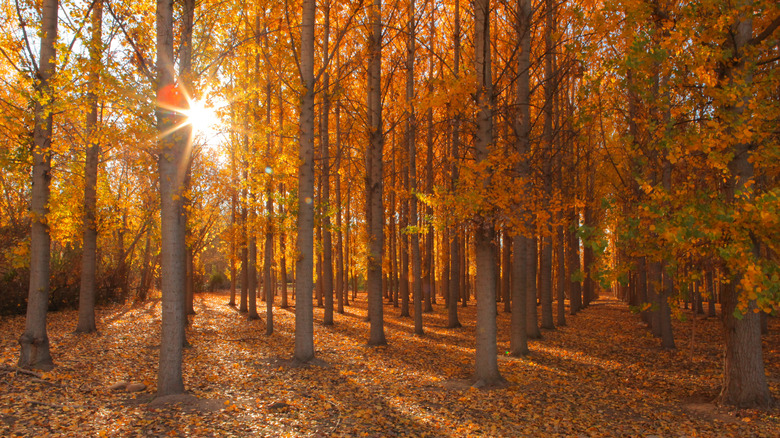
[2,0,778,411]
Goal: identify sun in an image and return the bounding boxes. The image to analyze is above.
[183,99,219,135]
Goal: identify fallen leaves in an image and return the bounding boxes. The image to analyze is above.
[0,293,777,436]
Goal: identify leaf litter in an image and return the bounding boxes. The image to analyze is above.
[0,293,778,437]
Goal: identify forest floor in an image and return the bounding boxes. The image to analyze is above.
[0,291,778,437]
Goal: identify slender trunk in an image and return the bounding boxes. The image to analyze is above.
[76,0,103,334]
[335,106,344,314]
[366,0,386,345]
[279,93,288,309]
[502,232,511,313]
[511,236,529,356]
[556,225,566,326]
[155,0,186,396]
[568,208,582,314]
[539,235,554,329]
[228,114,238,307]
[295,0,316,362]
[526,237,541,338]
[473,0,503,387]
[406,0,423,336]
[137,227,152,302]
[19,0,59,370]
[447,0,462,329]
[264,81,274,335]
[321,1,334,326]
[240,150,249,313]
[247,200,259,320]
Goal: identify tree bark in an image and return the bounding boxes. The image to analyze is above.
[76,0,103,334]
[472,0,504,387]
[155,0,186,396]
[19,0,59,370]
[366,0,387,346]
[446,0,462,330]
[406,0,423,336]
[294,0,316,362]
[264,81,275,335]
[321,1,334,326]
[716,2,772,407]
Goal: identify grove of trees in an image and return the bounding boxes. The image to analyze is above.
[1,0,777,412]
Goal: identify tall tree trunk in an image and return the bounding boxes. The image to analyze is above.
[510,0,533,354]
[264,81,275,335]
[228,110,238,307]
[582,203,595,307]
[539,235,554,329]
[280,188,288,310]
[321,1,334,326]
[716,3,771,407]
[423,8,436,312]
[137,226,152,302]
[366,0,386,346]
[240,143,249,313]
[568,208,582,314]
[556,225,566,326]
[502,232,511,313]
[406,0,423,336]
[511,237,529,356]
[19,0,59,370]
[76,0,103,334]
[155,0,186,396]
[473,0,503,387]
[295,0,316,362]
[400,163,410,317]
[279,91,289,309]
[526,237,541,338]
[335,104,345,314]
[446,0,462,329]
[247,201,259,319]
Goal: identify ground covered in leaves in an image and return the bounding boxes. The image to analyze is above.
[1,292,778,437]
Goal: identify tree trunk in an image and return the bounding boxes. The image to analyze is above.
[660,265,675,349]
[264,81,275,335]
[511,236,529,356]
[539,235,554,329]
[335,105,345,314]
[446,0,461,330]
[294,0,316,362]
[526,237,541,338]
[472,0,504,387]
[321,1,334,326]
[247,200,259,320]
[19,0,59,370]
[366,0,386,346]
[715,3,772,408]
[155,0,186,397]
[76,0,103,334]
[556,225,566,326]
[406,0,423,336]
[502,232,511,313]
[568,208,582,314]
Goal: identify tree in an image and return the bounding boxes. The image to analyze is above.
[295,0,316,363]
[155,0,187,396]
[406,0,424,336]
[18,0,59,370]
[715,0,775,408]
[321,0,334,327]
[510,0,533,358]
[76,0,103,334]
[472,0,504,387]
[366,0,387,346]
